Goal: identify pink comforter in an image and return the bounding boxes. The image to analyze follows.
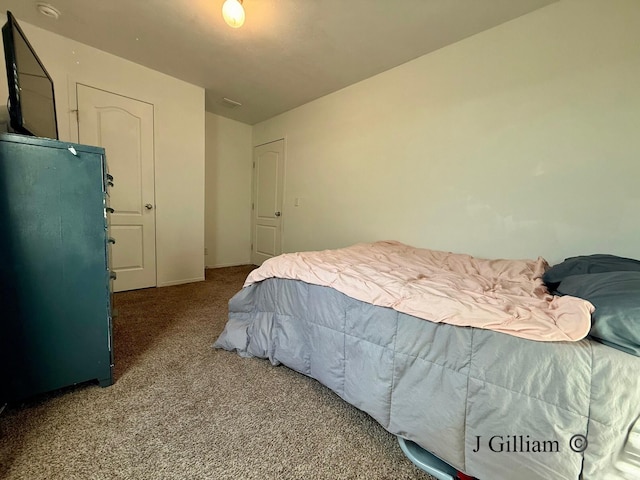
[245,241,594,342]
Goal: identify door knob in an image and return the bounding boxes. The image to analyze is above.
[145,203,153,210]
[274,211,281,217]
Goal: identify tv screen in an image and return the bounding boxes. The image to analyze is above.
[2,11,58,139]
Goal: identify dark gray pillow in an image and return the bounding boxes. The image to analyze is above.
[543,254,640,292]
[556,272,640,357]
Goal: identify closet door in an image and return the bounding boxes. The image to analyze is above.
[77,84,156,292]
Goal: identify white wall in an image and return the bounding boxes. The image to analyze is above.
[204,112,252,267]
[253,0,640,265]
[0,17,206,287]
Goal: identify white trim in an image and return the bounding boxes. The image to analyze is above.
[157,276,205,288]
[66,74,80,143]
[205,263,253,269]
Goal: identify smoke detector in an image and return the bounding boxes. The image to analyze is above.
[36,3,61,19]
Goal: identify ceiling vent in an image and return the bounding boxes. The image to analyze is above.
[222,97,242,108]
[36,3,61,19]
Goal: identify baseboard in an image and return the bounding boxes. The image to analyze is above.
[205,262,253,269]
[158,276,205,288]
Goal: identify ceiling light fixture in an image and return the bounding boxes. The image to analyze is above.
[222,0,245,28]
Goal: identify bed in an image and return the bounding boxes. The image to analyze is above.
[214,241,640,480]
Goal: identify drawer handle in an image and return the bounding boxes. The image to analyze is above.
[108,237,116,244]
[106,207,114,214]
[110,271,117,280]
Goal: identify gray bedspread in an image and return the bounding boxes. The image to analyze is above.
[214,278,640,480]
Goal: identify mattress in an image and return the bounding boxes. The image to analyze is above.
[215,277,640,480]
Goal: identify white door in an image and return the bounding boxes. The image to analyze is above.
[77,84,156,292]
[251,140,285,265]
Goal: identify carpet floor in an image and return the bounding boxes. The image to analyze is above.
[0,266,435,480]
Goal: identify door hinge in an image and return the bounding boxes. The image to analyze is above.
[253,162,255,168]
[252,202,254,210]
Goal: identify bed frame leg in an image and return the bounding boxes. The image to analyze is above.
[398,436,478,480]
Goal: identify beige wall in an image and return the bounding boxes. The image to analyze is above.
[4,0,639,272]
[0,17,206,287]
[254,0,640,265]
[205,112,252,268]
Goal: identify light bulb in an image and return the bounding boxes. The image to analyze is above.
[222,0,245,28]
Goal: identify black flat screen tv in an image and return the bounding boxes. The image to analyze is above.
[2,11,58,139]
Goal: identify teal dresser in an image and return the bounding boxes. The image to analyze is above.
[0,133,114,403]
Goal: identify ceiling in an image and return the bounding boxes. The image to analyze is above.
[1,0,557,125]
